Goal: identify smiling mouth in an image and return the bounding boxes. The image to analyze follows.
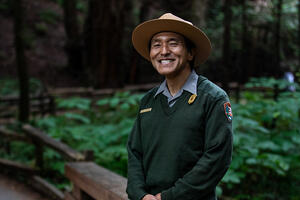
[159,59,174,64]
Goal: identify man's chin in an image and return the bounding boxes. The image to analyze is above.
[156,66,176,74]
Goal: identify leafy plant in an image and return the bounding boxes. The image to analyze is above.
[2,82,300,198]
[31,91,143,179]
[220,78,300,199]
[0,78,44,96]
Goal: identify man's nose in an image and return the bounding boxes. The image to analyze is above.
[161,44,170,55]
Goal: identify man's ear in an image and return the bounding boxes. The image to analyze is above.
[187,48,196,61]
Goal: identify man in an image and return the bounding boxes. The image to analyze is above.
[127,13,233,200]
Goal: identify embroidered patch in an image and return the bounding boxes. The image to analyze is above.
[224,102,233,121]
[140,108,152,113]
[188,94,197,104]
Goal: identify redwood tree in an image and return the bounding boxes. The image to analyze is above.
[298,0,300,70]
[222,0,233,92]
[13,0,29,122]
[274,0,283,77]
[241,0,250,82]
[63,0,83,74]
[84,0,131,88]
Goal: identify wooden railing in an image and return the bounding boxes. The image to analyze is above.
[47,83,158,98]
[0,94,56,118]
[65,162,127,200]
[0,125,128,200]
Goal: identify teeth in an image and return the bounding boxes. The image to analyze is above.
[161,60,171,64]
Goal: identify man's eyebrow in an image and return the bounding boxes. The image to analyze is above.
[168,38,181,42]
[151,37,181,42]
[151,38,161,43]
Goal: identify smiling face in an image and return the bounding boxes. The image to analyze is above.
[149,32,194,79]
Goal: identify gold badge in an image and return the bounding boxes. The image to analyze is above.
[140,108,152,113]
[188,94,197,104]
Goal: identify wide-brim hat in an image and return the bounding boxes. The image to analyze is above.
[132,13,212,67]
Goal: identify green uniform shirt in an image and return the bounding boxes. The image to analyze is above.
[127,75,233,200]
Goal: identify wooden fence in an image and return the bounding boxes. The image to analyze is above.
[0,83,285,123]
[0,125,127,200]
[0,83,158,122]
[0,94,56,119]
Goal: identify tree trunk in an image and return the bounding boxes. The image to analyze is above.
[222,0,233,92]
[13,0,29,122]
[298,0,300,71]
[84,0,130,88]
[275,0,282,77]
[129,0,152,84]
[161,0,194,20]
[192,0,208,28]
[241,0,249,83]
[63,0,83,74]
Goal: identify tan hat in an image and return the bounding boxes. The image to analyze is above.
[132,13,212,67]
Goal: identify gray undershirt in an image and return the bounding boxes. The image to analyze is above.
[154,70,198,107]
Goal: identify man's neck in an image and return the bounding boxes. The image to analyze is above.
[166,67,192,97]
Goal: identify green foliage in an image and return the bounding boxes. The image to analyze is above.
[0,78,44,96]
[56,97,91,111]
[245,77,298,91]
[31,91,143,179]
[0,141,35,165]
[2,80,300,198]
[220,78,300,198]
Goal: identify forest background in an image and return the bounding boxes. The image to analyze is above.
[0,0,300,199]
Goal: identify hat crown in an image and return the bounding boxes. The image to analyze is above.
[132,13,211,67]
[159,13,193,26]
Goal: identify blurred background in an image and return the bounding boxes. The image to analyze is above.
[0,0,300,199]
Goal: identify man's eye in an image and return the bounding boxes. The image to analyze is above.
[152,43,161,48]
[169,42,178,46]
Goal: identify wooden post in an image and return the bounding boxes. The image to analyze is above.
[34,141,44,170]
[49,95,56,115]
[4,141,11,155]
[82,150,94,161]
[235,84,240,103]
[39,95,45,117]
[273,84,279,101]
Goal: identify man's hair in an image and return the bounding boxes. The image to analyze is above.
[184,37,196,68]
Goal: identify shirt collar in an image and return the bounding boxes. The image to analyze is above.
[154,70,198,98]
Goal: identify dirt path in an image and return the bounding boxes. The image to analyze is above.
[0,173,51,200]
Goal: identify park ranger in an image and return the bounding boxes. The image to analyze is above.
[127,13,233,200]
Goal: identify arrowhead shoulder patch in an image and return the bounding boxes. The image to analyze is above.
[224,102,233,122]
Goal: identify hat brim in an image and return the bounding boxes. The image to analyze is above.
[132,18,212,67]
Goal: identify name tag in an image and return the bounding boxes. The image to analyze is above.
[140,108,152,113]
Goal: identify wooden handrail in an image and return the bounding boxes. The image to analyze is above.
[0,126,32,143]
[30,175,64,200]
[47,83,158,98]
[0,158,38,175]
[0,94,56,119]
[65,162,127,200]
[1,125,129,200]
[22,124,85,161]
[0,94,54,102]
